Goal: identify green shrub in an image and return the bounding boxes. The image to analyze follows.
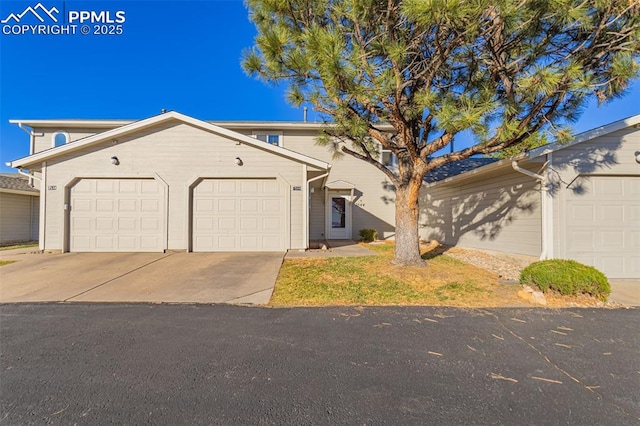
[358,229,378,242]
[520,259,610,299]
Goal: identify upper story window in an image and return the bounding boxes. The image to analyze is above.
[253,132,282,147]
[381,149,397,168]
[52,131,69,148]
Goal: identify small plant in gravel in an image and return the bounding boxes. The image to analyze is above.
[358,229,378,242]
[520,259,610,300]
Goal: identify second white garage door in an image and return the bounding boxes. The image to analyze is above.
[564,175,640,279]
[192,179,286,252]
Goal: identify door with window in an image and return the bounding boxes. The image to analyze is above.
[326,191,351,239]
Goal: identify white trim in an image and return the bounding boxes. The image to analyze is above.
[10,111,331,170]
[10,119,134,128]
[545,153,554,259]
[9,119,396,132]
[39,162,47,251]
[529,113,640,158]
[301,164,307,249]
[0,188,39,196]
[325,179,355,189]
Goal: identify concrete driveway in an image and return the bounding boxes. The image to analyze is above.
[0,249,283,304]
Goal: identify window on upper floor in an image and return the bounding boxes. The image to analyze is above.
[381,149,397,168]
[52,131,69,148]
[253,132,282,147]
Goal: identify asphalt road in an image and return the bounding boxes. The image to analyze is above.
[1,304,638,425]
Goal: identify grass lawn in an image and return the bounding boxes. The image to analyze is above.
[270,243,524,307]
[0,242,38,251]
[0,260,17,267]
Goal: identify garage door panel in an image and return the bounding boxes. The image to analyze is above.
[74,199,92,212]
[565,176,639,278]
[70,178,165,252]
[97,199,114,212]
[193,178,285,252]
[118,199,136,212]
[118,217,137,231]
[96,180,115,193]
[119,180,137,193]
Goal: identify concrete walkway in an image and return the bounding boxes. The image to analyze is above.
[285,240,378,258]
[608,280,640,307]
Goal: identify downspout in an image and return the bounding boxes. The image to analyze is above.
[511,159,549,260]
[16,123,38,187]
[305,168,331,249]
[17,168,42,182]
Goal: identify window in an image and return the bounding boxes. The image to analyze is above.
[52,131,69,148]
[381,149,397,168]
[253,132,282,147]
[331,197,346,228]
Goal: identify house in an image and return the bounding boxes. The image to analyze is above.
[7,111,639,279]
[0,174,39,245]
[7,112,396,253]
[420,114,640,279]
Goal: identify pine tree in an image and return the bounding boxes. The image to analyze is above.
[243,0,639,266]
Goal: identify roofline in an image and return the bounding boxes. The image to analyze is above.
[9,111,332,170]
[9,118,395,131]
[425,113,640,186]
[528,113,640,158]
[424,154,527,188]
[0,188,39,196]
[9,119,135,129]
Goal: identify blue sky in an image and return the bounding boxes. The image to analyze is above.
[1,0,638,173]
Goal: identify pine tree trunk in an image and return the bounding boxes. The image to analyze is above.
[393,178,424,266]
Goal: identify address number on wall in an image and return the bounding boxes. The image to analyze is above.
[48,185,57,190]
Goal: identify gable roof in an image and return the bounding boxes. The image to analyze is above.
[528,113,640,158]
[9,111,331,170]
[424,113,640,186]
[0,174,39,195]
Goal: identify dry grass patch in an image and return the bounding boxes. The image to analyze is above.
[0,260,17,267]
[0,242,37,251]
[270,242,524,307]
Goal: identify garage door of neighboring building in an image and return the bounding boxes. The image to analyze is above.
[565,176,640,278]
[70,178,165,252]
[192,179,285,252]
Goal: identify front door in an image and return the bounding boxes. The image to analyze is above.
[326,191,351,239]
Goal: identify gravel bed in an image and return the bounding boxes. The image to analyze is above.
[443,246,532,281]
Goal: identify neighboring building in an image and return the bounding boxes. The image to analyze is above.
[0,174,39,245]
[7,111,639,279]
[420,114,640,279]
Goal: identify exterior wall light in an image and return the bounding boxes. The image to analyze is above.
[235,157,243,166]
[111,156,120,165]
[635,151,640,164]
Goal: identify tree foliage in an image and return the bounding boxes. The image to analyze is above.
[243,0,639,264]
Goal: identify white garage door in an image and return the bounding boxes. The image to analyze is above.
[193,179,286,251]
[565,176,640,278]
[70,179,165,252]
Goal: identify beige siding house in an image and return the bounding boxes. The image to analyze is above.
[0,174,39,245]
[420,114,640,279]
[8,111,639,278]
